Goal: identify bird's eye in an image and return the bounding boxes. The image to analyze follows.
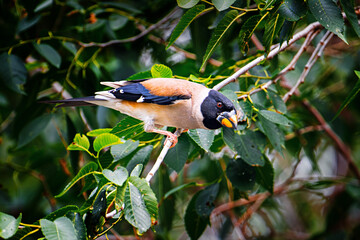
[217,102,223,108]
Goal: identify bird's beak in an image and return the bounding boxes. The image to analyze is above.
[217,110,238,129]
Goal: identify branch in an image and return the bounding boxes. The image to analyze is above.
[145,128,183,182]
[213,21,323,91]
[282,31,334,102]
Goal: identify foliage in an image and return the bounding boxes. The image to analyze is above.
[1,0,360,239]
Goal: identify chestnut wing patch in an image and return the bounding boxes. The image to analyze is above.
[110,82,190,105]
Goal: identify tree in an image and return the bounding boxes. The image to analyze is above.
[1,0,360,239]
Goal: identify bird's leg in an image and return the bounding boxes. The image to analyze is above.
[147,128,178,148]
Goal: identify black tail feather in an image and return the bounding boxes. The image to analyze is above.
[40,96,103,108]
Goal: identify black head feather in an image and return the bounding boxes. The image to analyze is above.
[201,90,236,129]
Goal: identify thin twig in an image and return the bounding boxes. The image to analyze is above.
[213,22,323,91]
[283,31,334,102]
[145,128,183,182]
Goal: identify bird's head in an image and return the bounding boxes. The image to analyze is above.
[201,90,238,130]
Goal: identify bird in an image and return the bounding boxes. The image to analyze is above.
[43,78,238,147]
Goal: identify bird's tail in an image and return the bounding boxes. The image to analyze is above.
[40,96,103,108]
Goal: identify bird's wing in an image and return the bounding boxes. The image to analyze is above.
[96,78,192,105]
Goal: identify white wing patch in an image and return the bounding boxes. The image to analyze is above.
[136,96,145,103]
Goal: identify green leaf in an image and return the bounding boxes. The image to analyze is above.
[127,70,152,80]
[222,127,236,150]
[102,167,128,186]
[40,217,77,240]
[0,53,27,94]
[213,0,236,11]
[91,189,107,225]
[126,145,153,173]
[17,15,41,33]
[234,133,265,166]
[164,182,197,199]
[87,128,112,137]
[124,182,152,234]
[93,133,123,153]
[177,0,200,8]
[238,15,266,54]
[185,192,208,240]
[56,162,99,198]
[201,10,240,70]
[67,133,90,152]
[195,183,219,217]
[44,205,79,221]
[255,155,274,193]
[33,43,62,68]
[111,140,139,162]
[62,42,77,55]
[109,14,128,30]
[111,117,151,140]
[257,114,284,153]
[340,0,360,37]
[188,129,214,151]
[167,4,206,49]
[164,134,190,172]
[263,14,284,53]
[268,90,287,113]
[130,164,143,177]
[307,0,347,43]
[115,182,127,210]
[0,212,21,239]
[73,213,86,240]
[332,71,360,121]
[128,176,158,219]
[150,64,173,78]
[278,0,307,21]
[17,114,52,148]
[258,110,291,126]
[34,0,53,12]
[226,157,256,191]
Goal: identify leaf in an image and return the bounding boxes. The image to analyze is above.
[87,128,112,137]
[67,133,90,152]
[164,182,197,199]
[226,157,256,191]
[263,14,284,53]
[184,192,208,240]
[17,114,52,148]
[268,90,287,113]
[73,213,86,240]
[188,129,215,151]
[126,145,153,173]
[234,133,264,166]
[201,10,240,70]
[238,15,266,54]
[111,117,151,140]
[62,42,77,55]
[255,155,274,193]
[278,0,307,21]
[164,134,190,172]
[56,162,99,198]
[307,0,347,43]
[222,127,236,150]
[167,4,206,49]
[127,70,152,80]
[93,133,123,153]
[130,164,143,177]
[34,0,53,12]
[124,182,151,234]
[111,140,139,162]
[150,64,173,78]
[258,110,291,126]
[17,15,41,33]
[91,189,107,225]
[177,0,200,8]
[213,0,236,11]
[340,0,360,37]
[33,43,62,68]
[0,212,21,239]
[257,114,284,153]
[332,71,360,121]
[195,183,219,217]
[128,176,158,220]
[0,53,27,94]
[44,205,79,221]
[115,183,127,210]
[40,217,77,240]
[102,167,128,186]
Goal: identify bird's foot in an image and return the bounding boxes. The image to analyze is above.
[164,133,178,148]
